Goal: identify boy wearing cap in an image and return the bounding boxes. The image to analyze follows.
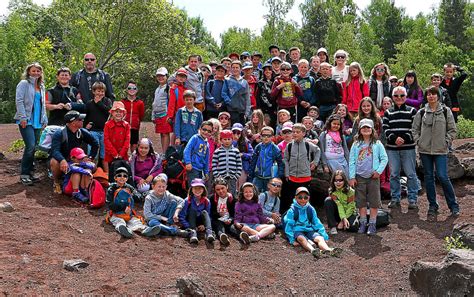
[174,90,203,146]
[84,81,113,163]
[271,62,303,123]
[242,62,258,110]
[183,121,212,186]
[284,187,341,258]
[240,51,251,63]
[212,129,242,197]
[222,60,251,125]
[152,67,172,153]
[205,64,227,119]
[167,67,188,131]
[271,57,282,76]
[103,101,131,173]
[106,167,160,238]
[63,147,95,203]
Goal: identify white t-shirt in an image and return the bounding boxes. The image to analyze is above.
[332,65,349,83]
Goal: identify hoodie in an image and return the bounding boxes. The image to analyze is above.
[284,199,328,244]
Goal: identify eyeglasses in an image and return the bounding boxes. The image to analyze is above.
[201,128,212,133]
[84,58,96,62]
[127,87,137,90]
[219,116,229,120]
[261,134,272,138]
[282,130,292,134]
[336,55,346,59]
[393,94,406,98]
[271,183,282,188]
[376,68,385,72]
[115,174,128,178]
[232,130,241,134]
[334,179,344,183]
[296,194,309,200]
[281,68,291,71]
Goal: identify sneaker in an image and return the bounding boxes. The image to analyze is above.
[427,207,439,216]
[249,235,260,242]
[53,182,62,194]
[176,229,190,238]
[367,223,377,236]
[266,232,276,240]
[358,222,367,234]
[329,227,338,235]
[388,200,401,209]
[189,230,198,244]
[20,175,33,186]
[329,247,343,257]
[72,191,89,203]
[408,202,418,210]
[239,232,250,244]
[219,233,230,245]
[142,225,161,237]
[205,230,215,243]
[30,174,41,183]
[311,249,322,259]
[118,225,133,238]
[451,210,460,217]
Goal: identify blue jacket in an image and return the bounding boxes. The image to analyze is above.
[174,107,203,142]
[348,140,388,179]
[205,79,225,112]
[183,134,210,175]
[221,76,251,116]
[294,74,317,106]
[50,127,99,163]
[284,199,328,244]
[179,195,211,228]
[14,77,48,125]
[249,142,283,179]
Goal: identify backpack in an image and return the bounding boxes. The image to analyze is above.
[263,192,277,212]
[75,69,106,87]
[287,141,313,162]
[38,126,67,152]
[105,187,143,223]
[88,179,105,208]
[419,106,448,133]
[163,145,186,188]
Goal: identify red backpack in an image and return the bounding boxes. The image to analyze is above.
[88,179,106,208]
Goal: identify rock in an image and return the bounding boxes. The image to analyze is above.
[311,169,331,199]
[0,202,15,212]
[410,249,474,296]
[455,142,474,152]
[460,157,474,178]
[0,152,5,160]
[453,223,474,250]
[63,259,89,272]
[176,274,205,296]
[416,152,465,180]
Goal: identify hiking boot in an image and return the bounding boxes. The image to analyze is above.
[358,221,367,234]
[239,231,250,244]
[20,175,33,186]
[219,233,230,245]
[311,249,322,259]
[205,229,215,243]
[72,191,89,203]
[176,229,190,238]
[53,182,62,194]
[367,223,377,236]
[142,225,161,237]
[427,207,439,216]
[388,200,401,209]
[118,225,133,238]
[189,230,198,244]
[451,209,460,217]
[329,227,338,235]
[408,202,418,210]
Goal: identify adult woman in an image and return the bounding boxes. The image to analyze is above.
[46,67,84,126]
[368,63,391,109]
[14,62,48,185]
[332,49,349,84]
[316,47,329,64]
[412,86,459,217]
[403,70,423,110]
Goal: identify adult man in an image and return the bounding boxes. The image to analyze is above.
[288,47,301,76]
[71,53,114,103]
[382,86,419,210]
[50,111,99,194]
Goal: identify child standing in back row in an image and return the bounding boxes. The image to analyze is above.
[104,101,130,173]
[122,80,145,153]
[349,118,388,236]
[212,130,242,197]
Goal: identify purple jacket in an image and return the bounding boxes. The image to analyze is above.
[234,200,271,224]
[405,85,423,110]
[129,152,162,184]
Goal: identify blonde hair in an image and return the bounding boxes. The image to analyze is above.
[208,118,222,144]
[346,62,365,85]
[22,62,44,84]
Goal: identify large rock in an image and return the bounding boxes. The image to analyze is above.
[176,274,205,296]
[410,249,474,296]
[416,152,465,180]
[461,157,474,178]
[453,223,474,250]
[455,142,474,153]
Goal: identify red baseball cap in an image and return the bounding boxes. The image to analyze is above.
[70,147,87,159]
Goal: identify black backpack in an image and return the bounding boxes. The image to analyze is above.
[163,145,186,186]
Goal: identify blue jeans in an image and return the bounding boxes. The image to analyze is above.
[253,177,271,193]
[147,201,178,234]
[187,168,203,187]
[19,125,41,176]
[420,153,459,212]
[387,149,419,203]
[88,131,104,159]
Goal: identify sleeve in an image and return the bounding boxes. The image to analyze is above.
[274,198,281,214]
[143,196,161,221]
[283,143,290,177]
[332,194,347,219]
[178,199,190,229]
[173,109,182,139]
[205,198,211,216]
[104,73,115,100]
[233,202,243,224]
[310,142,321,166]
[345,189,356,218]
[294,80,304,99]
[283,208,296,244]
[275,145,284,178]
[383,111,396,143]
[167,86,177,121]
[248,145,258,180]
[270,80,281,99]
[335,81,342,103]
[235,149,243,176]
[119,123,131,158]
[375,142,388,174]
[205,80,215,104]
[183,137,194,165]
[241,142,254,161]
[362,81,369,97]
[341,83,347,105]
[103,122,117,157]
[412,111,421,145]
[245,83,251,119]
[169,193,185,209]
[50,130,66,162]
[405,88,423,110]
[258,193,272,217]
[403,108,417,143]
[15,81,27,121]
[221,80,231,105]
[203,143,210,175]
[443,90,452,108]
[348,144,357,179]
[96,97,112,115]
[446,108,457,144]
[139,101,145,121]
[211,149,219,175]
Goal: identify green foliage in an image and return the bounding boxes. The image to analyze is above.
[444,235,470,251]
[438,0,471,52]
[8,139,24,153]
[299,0,329,57]
[456,116,474,139]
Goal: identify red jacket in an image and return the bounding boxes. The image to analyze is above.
[342,78,369,113]
[104,119,130,161]
[270,76,303,109]
[121,98,145,130]
[167,83,187,123]
[245,75,258,109]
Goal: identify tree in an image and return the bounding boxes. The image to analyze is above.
[299,0,329,57]
[220,27,256,56]
[438,0,471,52]
[188,16,220,60]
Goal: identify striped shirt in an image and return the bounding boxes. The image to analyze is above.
[382,104,417,150]
[212,146,242,179]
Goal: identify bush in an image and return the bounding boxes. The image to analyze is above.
[457,116,474,139]
[444,235,470,252]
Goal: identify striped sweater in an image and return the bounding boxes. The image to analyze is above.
[212,146,242,179]
[382,103,417,150]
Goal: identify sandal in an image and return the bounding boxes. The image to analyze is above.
[53,182,62,194]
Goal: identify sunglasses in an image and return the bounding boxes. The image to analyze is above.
[84,58,96,62]
[232,130,241,134]
[282,130,292,134]
[334,179,344,183]
[127,87,137,90]
[115,174,128,178]
[390,80,398,83]
[219,116,229,120]
[271,183,282,188]
[393,94,406,98]
[261,134,272,138]
[201,128,212,133]
[376,68,385,72]
[296,194,309,200]
[281,68,291,71]
[336,55,346,59]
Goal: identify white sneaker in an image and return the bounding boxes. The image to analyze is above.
[329,227,338,235]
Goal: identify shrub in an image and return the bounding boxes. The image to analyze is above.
[456,116,474,139]
[444,235,470,252]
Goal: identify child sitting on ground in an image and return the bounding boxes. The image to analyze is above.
[258,178,283,227]
[234,182,276,244]
[129,138,162,194]
[143,173,188,237]
[106,167,161,238]
[284,187,342,258]
[63,147,95,203]
[178,178,215,244]
[210,177,237,245]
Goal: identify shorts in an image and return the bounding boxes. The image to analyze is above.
[294,231,320,241]
[130,129,139,145]
[154,118,173,134]
[355,175,382,208]
[243,223,261,230]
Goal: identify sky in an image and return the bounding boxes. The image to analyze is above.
[0,0,440,43]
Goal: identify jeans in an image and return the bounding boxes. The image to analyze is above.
[324,197,359,231]
[148,218,178,235]
[253,177,271,193]
[19,125,41,176]
[319,104,336,123]
[187,208,212,231]
[187,168,203,188]
[387,149,419,203]
[420,154,459,212]
[88,131,104,159]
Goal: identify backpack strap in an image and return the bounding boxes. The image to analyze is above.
[264,192,277,212]
[291,205,298,222]
[288,142,312,161]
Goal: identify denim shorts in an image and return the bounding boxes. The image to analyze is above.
[294,231,320,240]
[243,223,261,230]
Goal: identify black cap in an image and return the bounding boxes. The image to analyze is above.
[114,167,129,176]
[64,110,86,122]
[268,44,280,52]
[215,64,227,71]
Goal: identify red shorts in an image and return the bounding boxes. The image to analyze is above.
[63,179,73,195]
[154,118,173,134]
